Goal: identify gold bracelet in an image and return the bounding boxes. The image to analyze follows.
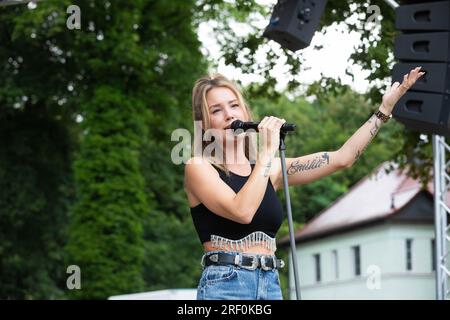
[374,109,392,123]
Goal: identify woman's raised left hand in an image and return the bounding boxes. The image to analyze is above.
[381,66,426,114]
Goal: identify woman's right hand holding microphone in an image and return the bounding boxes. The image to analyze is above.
[257,116,286,165]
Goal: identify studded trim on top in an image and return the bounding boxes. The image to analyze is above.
[210,231,277,252]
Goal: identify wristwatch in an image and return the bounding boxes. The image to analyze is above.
[374,109,392,123]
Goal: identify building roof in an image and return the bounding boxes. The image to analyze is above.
[278,162,445,245]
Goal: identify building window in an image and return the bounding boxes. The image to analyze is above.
[313,254,321,283]
[332,250,339,279]
[431,239,436,272]
[352,245,361,276]
[406,238,413,271]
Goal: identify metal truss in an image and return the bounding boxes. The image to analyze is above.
[433,135,450,300]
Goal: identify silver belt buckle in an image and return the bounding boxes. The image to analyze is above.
[240,254,258,270]
[260,255,275,271]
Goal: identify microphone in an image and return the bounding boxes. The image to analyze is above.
[230,120,296,133]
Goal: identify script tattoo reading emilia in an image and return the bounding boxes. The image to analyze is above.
[287,152,330,175]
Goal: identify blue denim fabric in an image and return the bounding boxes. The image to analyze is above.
[196,251,283,300]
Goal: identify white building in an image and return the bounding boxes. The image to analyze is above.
[108,289,197,300]
[279,163,446,300]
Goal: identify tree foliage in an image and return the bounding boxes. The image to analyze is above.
[1,0,206,298]
[0,107,74,299]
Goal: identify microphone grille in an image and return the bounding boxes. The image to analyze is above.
[230,120,244,130]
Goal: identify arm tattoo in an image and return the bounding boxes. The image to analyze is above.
[263,160,272,177]
[370,115,380,137]
[355,115,382,161]
[287,152,329,175]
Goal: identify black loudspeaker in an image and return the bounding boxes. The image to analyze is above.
[263,0,328,52]
[396,0,450,31]
[392,1,450,136]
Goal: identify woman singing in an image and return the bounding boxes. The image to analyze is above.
[184,68,424,300]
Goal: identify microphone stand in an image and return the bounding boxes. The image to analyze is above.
[279,131,301,300]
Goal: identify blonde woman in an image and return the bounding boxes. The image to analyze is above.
[184,68,424,300]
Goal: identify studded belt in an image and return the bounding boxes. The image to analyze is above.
[202,252,285,271]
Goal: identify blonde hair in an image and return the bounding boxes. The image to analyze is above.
[192,73,257,175]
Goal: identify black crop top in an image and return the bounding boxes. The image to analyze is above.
[190,163,284,244]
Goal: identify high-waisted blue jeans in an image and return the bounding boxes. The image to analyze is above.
[196,251,283,300]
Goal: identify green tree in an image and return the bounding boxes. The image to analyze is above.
[0,107,74,299]
[0,0,79,299]
[66,88,150,299]
[60,0,207,298]
[1,0,207,298]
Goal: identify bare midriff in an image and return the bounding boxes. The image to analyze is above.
[203,241,275,255]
